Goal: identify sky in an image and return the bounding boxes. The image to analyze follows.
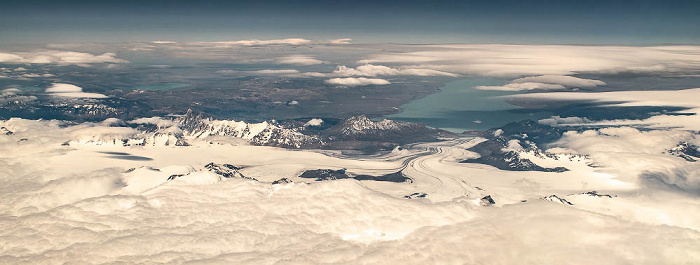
[2,0,700,45]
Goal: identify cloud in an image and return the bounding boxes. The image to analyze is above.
[476,82,566,91]
[510,88,700,130]
[325,77,391,86]
[130,117,178,128]
[359,45,700,77]
[328,38,352,44]
[206,38,353,46]
[551,127,700,192]
[512,75,606,88]
[538,116,594,126]
[0,88,37,104]
[0,50,127,66]
[1,88,21,96]
[45,83,107,98]
[274,55,325,65]
[0,53,24,63]
[211,38,313,46]
[305,118,324,126]
[333,64,457,77]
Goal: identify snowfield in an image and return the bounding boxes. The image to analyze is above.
[0,118,699,264]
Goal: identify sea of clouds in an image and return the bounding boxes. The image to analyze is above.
[1,116,699,264]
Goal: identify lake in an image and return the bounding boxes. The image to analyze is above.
[386,78,553,132]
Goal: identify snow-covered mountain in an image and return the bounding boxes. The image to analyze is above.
[461,121,570,172]
[325,115,436,142]
[66,110,441,149]
[180,109,324,148]
[668,141,700,162]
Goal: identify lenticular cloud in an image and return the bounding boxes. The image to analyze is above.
[45,83,107,98]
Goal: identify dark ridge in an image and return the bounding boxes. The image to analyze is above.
[581,191,615,198]
[272,177,293,185]
[668,141,700,162]
[299,168,350,181]
[480,195,496,206]
[404,192,428,199]
[299,169,413,183]
[542,195,573,205]
[462,151,569,172]
[460,120,569,172]
[354,171,413,183]
[205,162,256,180]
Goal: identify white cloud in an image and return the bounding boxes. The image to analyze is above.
[0,88,37,104]
[45,83,83,93]
[213,38,313,46]
[359,45,700,77]
[538,116,594,126]
[511,88,700,130]
[305,118,324,126]
[476,82,566,91]
[328,38,352,44]
[325,77,391,86]
[130,117,178,128]
[1,88,21,96]
[512,75,606,88]
[333,64,457,77]
[45,83,107,98]
[206,38,352,46]
[0,50,127,66]
[0,53,24,63]
[551,127,700,192]
[298,72,331,78]
[274,55,325,65]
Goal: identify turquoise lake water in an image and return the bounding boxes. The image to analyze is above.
[386,78,553,132]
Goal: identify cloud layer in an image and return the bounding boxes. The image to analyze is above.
[45,83,107,98]
[476,75,608,91]
[0,50,127,66]
[274,55,325,65]
[359,45,700,77]
[325,77,391,86]
[476,82,566,91]
[511,87,700,130]
[0,118,697,264]
[333,64,457,77]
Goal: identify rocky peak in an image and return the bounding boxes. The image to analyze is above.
[325,115,437,143]
[480,195,496,206]
[668,141,700,162]
[272,178,293,185]
[179,109,209,133]
[542,195,573,205]
[205,162,256,180]
[336,115,398,134]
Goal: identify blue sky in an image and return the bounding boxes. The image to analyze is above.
[2,0,699,45]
